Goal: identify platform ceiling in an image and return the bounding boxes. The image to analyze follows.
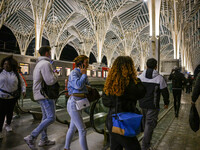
[0,0,199,71]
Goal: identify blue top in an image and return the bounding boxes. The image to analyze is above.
[67,68,89,95]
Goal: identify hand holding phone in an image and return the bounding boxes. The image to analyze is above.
[80,64,86,74]
[54,69,60,74]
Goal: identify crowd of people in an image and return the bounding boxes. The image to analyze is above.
[0,45,200,150]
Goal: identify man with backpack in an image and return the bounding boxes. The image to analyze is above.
[168,67,186,117]
[24,46,58,150]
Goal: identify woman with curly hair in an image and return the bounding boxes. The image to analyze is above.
[102,56,146,150]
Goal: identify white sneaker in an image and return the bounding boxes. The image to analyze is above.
[0,132,3,139]
[38,139,55,147]
[24,135,37,150]
[5,124,12,132]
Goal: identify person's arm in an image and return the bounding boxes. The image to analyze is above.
[192,73,200,103]
[19,73,26,98]
[168,73,173,80]
[70,70,87,90]
[161,87,169,106]
[182,74,187,86]
[160,76,170,107]
[102,92,115,108]
[41,62,58,85]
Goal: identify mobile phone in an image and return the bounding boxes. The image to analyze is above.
[77,61,85,68]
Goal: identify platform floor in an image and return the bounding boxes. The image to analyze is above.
[0,92,200,150]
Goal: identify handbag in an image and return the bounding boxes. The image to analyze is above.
[189,104,200,132]
[75,98,90,110]
[112,97,143,137]
[86,86,100,102]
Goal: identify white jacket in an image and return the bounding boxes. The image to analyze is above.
[0,70,26,99]
[33,56,58,100]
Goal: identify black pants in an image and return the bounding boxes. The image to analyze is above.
[172,89,182,115]
[0,98,17,132]
[110,132,141,150]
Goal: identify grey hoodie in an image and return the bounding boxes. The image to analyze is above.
[33,56,58,100]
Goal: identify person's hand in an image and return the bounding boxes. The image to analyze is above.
[80,64,86,74]
[164,105,168,109]
[191,101,195,105]
[22,92,26,98]
[54,70,59,74]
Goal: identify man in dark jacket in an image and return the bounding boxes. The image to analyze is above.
[168,67,186,117]
[192,73,200,103]
[138,58,169,150]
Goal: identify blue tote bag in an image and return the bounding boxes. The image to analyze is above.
[112,97,143,137]
[112,112,143,137]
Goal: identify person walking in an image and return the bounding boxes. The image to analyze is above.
[24,46,58,150]
[191,72,200,104]
[186,73,193,93]
[13,66,28,119]
[102,56,146,150]
[64,55,90,150]
[168,67,186,117]
[0,56,26,139]
[138,58,169,150]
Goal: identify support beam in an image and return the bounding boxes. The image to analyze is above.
[30,0,53,56]
[147,0,161,70]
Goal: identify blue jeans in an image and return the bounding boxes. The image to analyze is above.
[64,96,88,150]
[31,99,56,140]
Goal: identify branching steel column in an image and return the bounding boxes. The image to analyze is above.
[30,0,53,56]
[172,0,178,59]
[147,0,161,71]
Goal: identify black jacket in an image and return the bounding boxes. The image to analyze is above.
[102,79,146,132]
[192,73,200,103]
[138,69,169,109]
[168,70,186,89]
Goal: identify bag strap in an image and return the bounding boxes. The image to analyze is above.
[114,96,118,114]
[0,88,12,95]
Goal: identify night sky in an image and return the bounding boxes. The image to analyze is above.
[0,25,105,65]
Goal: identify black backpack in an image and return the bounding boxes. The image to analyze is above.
[40,81,60,99]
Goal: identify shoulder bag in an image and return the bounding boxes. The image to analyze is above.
[112,97,143,137]
[75,97,90,110]
[86,86,100,102]
[40,81,60,99]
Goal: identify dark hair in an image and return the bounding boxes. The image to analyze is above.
[1,55,18,72]
[39,46,51,56]
[73,55,88,67]
[146,58,157,69]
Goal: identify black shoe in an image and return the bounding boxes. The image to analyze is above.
[175,112,178,118]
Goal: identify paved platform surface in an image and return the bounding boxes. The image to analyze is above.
[0,92,200,150]
[156,92,200,150]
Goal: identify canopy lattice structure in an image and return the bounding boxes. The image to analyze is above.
[0,0,199,72]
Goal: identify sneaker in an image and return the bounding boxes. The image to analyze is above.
[5,124,12,132]
[24,135,37,150]
[38,139,55,147]
[13,114,20,119]
[0,132,3,139]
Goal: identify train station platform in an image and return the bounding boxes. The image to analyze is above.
[0,92,199,150]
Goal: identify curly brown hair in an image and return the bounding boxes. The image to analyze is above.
[103,56,138,96]
[73,55,89,67]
